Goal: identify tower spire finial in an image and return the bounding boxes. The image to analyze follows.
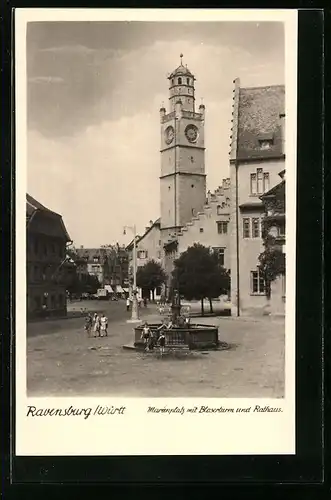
[180,53,183,65]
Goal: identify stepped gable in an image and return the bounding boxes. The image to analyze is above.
[163,177,231,247]
[230,80,285,161]
[175,178,231,242]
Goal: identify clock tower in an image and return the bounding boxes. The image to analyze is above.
[160,55,206,243]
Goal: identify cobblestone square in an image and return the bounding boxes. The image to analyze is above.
[27,303,285,398]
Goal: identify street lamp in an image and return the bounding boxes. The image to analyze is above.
[123,224,140,323]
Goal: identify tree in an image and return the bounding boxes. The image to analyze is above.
[258,213,286,299]
[172,243,230,315]
[66,270,101,295]
[258,247,285,299]
[136,260,167,301]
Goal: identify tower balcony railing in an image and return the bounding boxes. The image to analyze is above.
[161,111,175,123]
[181,110,203,120]
[161,110,203,123]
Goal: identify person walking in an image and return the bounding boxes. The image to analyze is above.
[93,313,101,337]
[158,331,166,357]
[100,313,108,337]
[84,313,93,337]
[126,297,130,312]
[141,321,152,352]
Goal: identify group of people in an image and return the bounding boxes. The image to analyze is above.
[140,319,175,355]
[126,296,148,311]
[84,312,108,337]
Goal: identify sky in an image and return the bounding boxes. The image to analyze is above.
[27,20,284,247]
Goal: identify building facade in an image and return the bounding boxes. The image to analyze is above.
[229,79,285,315]
[176,179,231,270]
[26,194,71,319]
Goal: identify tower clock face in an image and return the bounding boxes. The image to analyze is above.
[164,126,175,145]
[185,124,198,143]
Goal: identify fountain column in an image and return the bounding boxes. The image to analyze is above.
[171,289,181,326]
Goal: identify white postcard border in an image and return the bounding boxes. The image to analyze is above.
[15,8,297,456]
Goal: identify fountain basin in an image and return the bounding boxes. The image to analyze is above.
[133,323,219,351]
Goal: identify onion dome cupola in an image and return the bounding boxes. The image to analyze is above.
[168,54,196,112]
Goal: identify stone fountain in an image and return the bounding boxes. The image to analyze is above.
[125,289,220,351]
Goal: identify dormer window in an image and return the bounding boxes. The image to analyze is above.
[93,256,99,263]
[258,133,274,150]
[259,139,273,150]
[178,77,182,85]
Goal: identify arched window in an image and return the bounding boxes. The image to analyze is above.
[186,78,190,85]
[172,78,174,85]
[217,205,221,215]
[178,77,182,85]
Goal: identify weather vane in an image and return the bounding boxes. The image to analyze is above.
[180,53,183,65]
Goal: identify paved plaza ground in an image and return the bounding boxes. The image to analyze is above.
[27,301,285,398]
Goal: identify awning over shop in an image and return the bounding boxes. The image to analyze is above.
[123,288,129,293]
[104,285,114,293]
[116,285,125,293]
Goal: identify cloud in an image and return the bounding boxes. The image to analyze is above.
[39,44,96,55]
[28,76,65,84]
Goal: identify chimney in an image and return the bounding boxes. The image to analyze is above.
[80,245,84,249]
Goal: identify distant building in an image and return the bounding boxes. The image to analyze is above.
[75,245,129,293]
[26,194,71,319]
[229,79,285,315]
[108,244,129,292]
[127,219,162,298]
[75,247,109,286]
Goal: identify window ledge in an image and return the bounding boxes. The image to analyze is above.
[250,293,266,296]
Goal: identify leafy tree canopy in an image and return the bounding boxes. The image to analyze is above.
[136,260,167,292]
[172,243,230,303]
